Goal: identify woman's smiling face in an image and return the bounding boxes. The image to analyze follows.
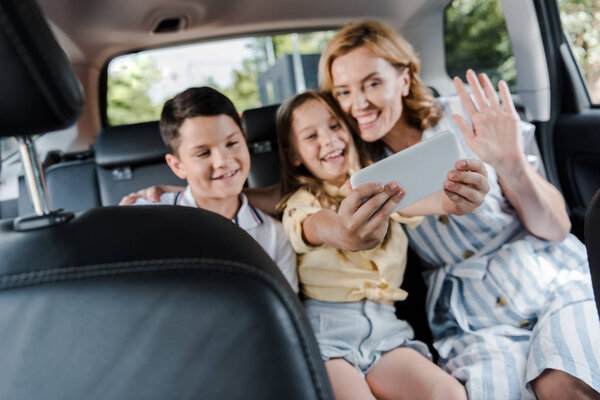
[330,46,410,143]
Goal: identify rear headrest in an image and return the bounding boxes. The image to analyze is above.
[243,104,280,152]
[0,0,83,137]
[95,121,167,168]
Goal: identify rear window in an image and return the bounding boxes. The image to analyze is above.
[105,30,336,126]
[444,0,517,89]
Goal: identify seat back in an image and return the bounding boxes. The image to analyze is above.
[94,121,186,205]
[0,0,333,397]
[243,104,281,188]
[585,189,600,319]
[0,206,332,400]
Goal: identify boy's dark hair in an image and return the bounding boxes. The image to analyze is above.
[159,86,242,154]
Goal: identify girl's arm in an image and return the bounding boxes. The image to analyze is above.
[453,70,570,242]
[302,182,404,251]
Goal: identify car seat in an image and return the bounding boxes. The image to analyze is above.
[0,0,333,398]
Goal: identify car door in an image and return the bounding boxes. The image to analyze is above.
[533,0,600,240]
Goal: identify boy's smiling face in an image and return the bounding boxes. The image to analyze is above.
[166,114,250,203]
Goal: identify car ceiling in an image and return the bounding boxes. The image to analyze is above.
[39,0,449,67]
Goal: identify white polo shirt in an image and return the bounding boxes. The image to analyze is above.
[134,187,298,293]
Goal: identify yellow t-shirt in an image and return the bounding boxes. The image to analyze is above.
[281,183,422,303]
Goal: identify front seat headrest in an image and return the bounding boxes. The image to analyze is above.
[0,0,83,137]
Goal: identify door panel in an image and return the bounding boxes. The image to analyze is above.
[555,112,600,237]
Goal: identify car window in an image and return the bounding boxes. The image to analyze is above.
[444,0,516,89]
[557,0,600,104]
[106,30,336,126]
[0,137,18,163]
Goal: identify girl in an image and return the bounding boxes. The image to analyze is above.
[276,90,467,400]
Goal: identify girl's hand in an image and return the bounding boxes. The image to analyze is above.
[442,159,489,215]
[332,182,405,251]
[452,70,526,177]
[118,185,184,205]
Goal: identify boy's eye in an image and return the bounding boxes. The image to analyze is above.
[226,141,239,147]
[196,150,210,157]
[330,122,341,130]
[304,132,317,140]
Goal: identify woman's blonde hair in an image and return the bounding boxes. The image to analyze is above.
[275,90,370,214]
[319,20,442,130]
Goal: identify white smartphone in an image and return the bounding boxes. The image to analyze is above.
[350,130,463,211]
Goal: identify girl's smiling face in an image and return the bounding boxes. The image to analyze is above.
[290,99,356,184]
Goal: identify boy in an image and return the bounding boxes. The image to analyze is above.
[131,87,298,292]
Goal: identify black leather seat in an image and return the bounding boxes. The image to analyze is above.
[242,104,281,188]
[0,0,333,398]
[585,189,600,320]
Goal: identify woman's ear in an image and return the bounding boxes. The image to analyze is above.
[165,153,187,180]
[399,67,411,97]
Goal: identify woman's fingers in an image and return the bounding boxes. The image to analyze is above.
[465,69,489,113]
[479,73,501,110]
[453,76,478,117]
[499,80,519,117]
[119,194,140,205]
[444,181,485,205]
[451,114,476,142]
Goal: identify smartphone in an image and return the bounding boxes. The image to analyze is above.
[350,130,463,211]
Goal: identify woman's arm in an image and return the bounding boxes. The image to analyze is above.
[452,70,570,241]
[243,183,282,216]
[119,185,185,205]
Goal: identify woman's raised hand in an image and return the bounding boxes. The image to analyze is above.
[452,70,526,177]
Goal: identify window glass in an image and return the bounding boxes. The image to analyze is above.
[106,30,336,126]
[558,0,600,104]
[444,0,516,89]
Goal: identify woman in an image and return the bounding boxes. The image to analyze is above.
[319,20,599,399]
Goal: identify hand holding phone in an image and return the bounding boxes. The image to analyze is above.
[350,130,463,211]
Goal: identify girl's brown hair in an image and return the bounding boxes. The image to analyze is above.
[319,20,441,131]
[276,90,370,214]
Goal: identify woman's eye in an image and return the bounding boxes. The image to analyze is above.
[226,141,238,147]
[335,90,349,98]
[330,123,341,130]
[305,133,317,140]
[366,80,380,89]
